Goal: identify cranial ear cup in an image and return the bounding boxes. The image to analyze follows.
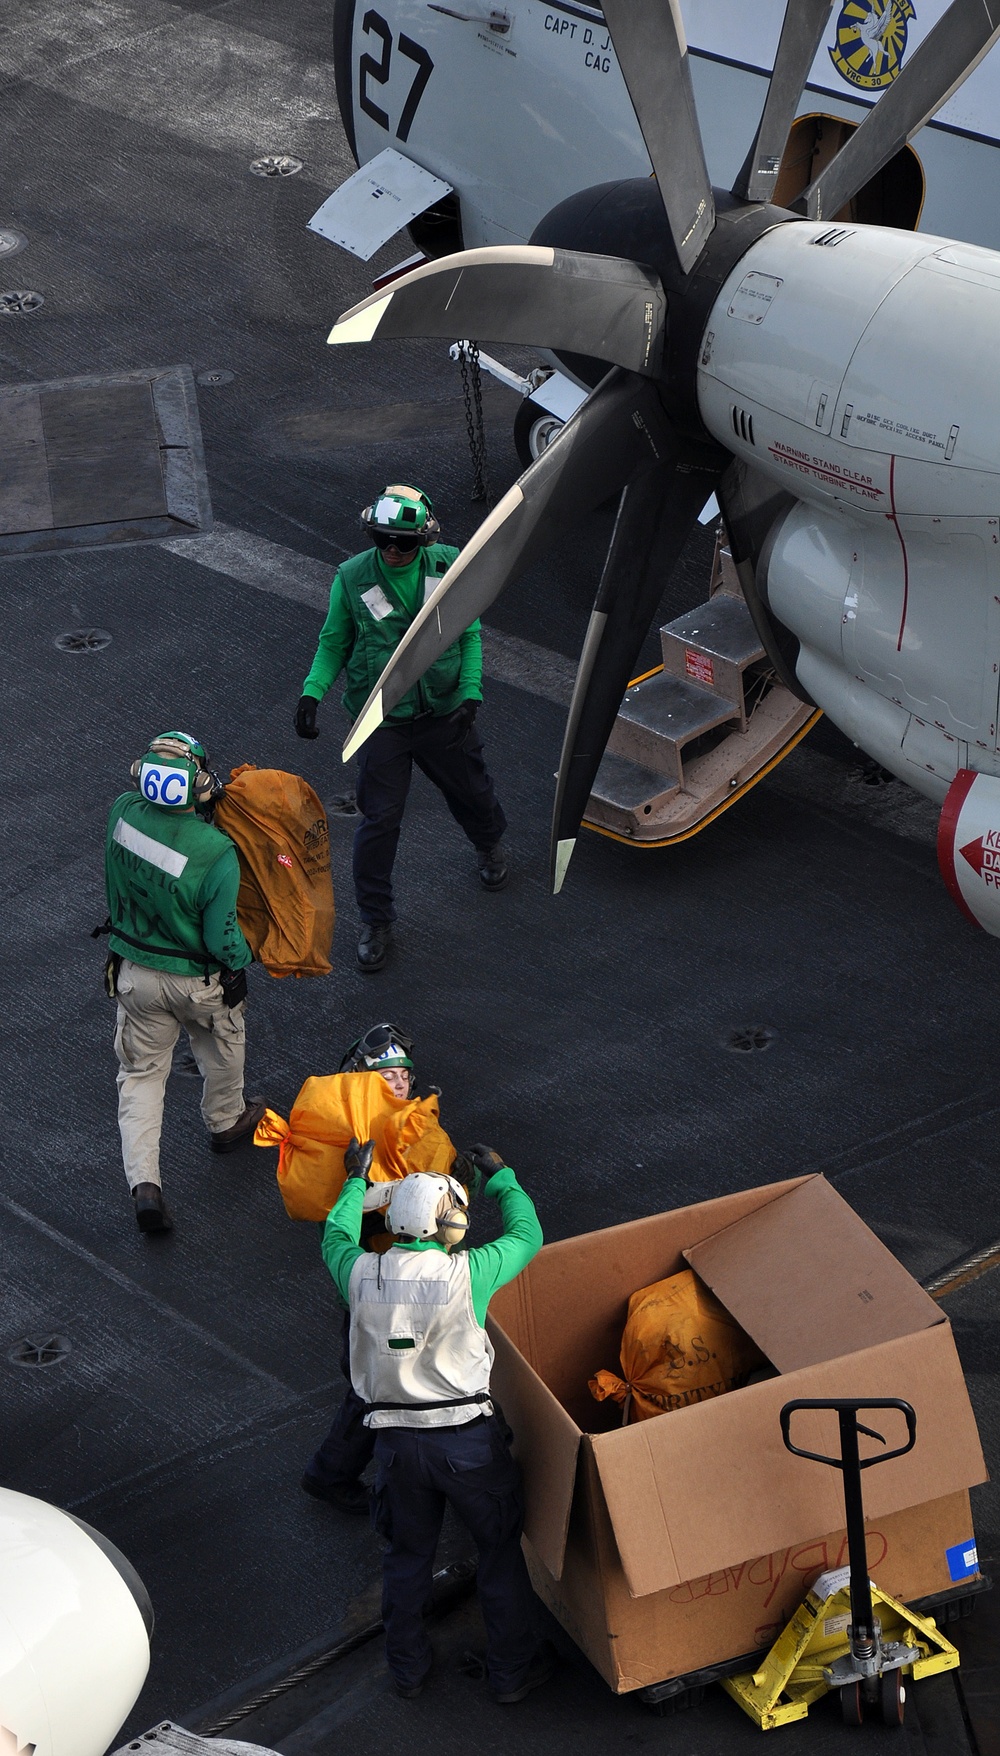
[438,1202,470,1248]
[192,766,224,805]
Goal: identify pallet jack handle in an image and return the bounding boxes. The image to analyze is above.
[780,1399,917,1650]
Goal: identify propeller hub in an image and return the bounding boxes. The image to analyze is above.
[531,180,797,439]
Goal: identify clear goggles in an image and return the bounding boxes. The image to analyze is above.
[357,1024,413,1069]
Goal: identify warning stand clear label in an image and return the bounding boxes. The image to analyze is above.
[686,649,714,686]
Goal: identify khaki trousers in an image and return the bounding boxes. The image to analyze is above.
[114,959,247,1190]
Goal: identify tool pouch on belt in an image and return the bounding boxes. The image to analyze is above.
[220,966,248,1008]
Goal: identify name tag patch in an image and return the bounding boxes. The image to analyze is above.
[361,583,394,621]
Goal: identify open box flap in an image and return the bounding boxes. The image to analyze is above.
[685,1176,943,1370]
[591,1323,986,1598]
[488,1316,581,1580]
[490,1177,810,1433]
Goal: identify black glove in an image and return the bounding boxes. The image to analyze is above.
[449,699,478,733]
[344,1136,375,1181]
[295,695,319,739]
[451,1152,482,1201]
[465,1144,507,1185]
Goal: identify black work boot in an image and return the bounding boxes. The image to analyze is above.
[477,843,509,890]
[491,1642,558,1704]
[132,1182,173,1234]
[357,923,391,971]
[210,1097,267,1154]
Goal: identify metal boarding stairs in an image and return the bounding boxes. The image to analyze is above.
[583,539,819,845]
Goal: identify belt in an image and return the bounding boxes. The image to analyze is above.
[366,1391,491,1413]
[110,924,216,970]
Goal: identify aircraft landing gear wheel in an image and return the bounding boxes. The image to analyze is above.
[879,1668,906,1727]
[513,397,564,468]
[840,1681,864,1726]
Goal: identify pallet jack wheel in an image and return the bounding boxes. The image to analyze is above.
[879,1668,906,1727]
[839,1681,864,1726]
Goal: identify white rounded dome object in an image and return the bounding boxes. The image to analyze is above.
[0,1487,151,1756]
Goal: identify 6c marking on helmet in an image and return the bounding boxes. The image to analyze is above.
[129,731,225,813]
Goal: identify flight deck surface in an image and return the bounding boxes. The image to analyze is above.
[1,4,999,1751]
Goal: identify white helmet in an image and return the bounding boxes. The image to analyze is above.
[386,1172,469,1246]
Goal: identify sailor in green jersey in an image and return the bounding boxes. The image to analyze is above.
[104,732,267,1234]
[320,1145,555,1703]
[294,485,508,973]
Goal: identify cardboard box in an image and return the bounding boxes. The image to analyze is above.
[487,1175,987,1694]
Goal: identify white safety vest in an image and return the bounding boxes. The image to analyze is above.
[348,1247,494,1429]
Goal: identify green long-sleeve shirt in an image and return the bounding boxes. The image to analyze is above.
[321,1166,542,1326]
[197,854,253,971]
[106,793,252,976]
[302,545,483,721]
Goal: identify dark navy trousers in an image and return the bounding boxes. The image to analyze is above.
[353,713,507,924]
[304,1311,374,1489]
[372,1417,539,1692]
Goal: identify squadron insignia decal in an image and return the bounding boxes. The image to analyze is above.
[829,0,916,91]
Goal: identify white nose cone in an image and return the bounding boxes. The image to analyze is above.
[0,1488,151,1756]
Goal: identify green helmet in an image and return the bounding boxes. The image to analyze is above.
[130,731,220,812]
[360,485,440,547]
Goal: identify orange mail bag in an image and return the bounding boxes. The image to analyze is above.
[214,764,334,978]
[589,1266,765,1423]
[255,1071,456,1222]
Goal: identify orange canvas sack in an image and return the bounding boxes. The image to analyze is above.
[589,1267,765,1423]
[254,1071,456,1222]
[214,764,334,977]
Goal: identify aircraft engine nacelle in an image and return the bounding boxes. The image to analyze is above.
[0,1489,152,1756]
[938,769,1000,936]
[699,220,1000,524]
[753,495,993,799]
[694,217,1000,813]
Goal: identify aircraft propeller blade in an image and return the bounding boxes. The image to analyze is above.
[550,458,722,893]
[342,371,675,761]
[731,1,836,202]
[600,0,715,274]
[328,245,666,376]
[801,0,1000,220]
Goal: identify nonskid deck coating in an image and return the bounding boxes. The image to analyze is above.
[0,1,998,1745]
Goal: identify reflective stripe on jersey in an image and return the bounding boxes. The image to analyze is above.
[113,816,189,878]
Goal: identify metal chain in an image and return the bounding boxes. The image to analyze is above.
[457,340,490,504]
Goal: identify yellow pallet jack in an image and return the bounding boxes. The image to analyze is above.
[723,1398,960,1730]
